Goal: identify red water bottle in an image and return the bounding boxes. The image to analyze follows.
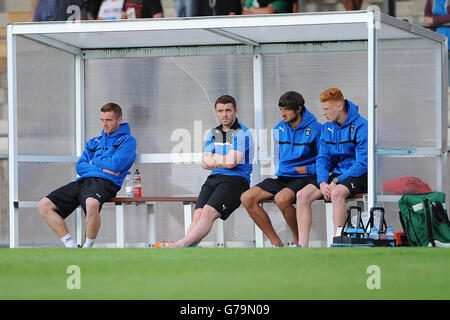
[133,169,142,198]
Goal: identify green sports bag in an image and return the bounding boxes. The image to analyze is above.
[398,192,450,247]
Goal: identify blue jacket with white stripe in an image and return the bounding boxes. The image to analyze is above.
[316,99,368,184]
[203,119,254,183]
[76,123,137,188]
[273,106,322,177]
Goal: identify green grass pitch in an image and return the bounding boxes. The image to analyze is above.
[1,247,450,300]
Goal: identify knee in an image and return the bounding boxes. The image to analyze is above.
[200,205,220,222]
[274,192,293,209]
[296,190,311,206]
[38,198,53,217]
[240,190,255,207]
[330,188,346,203]
[85,198,100,215]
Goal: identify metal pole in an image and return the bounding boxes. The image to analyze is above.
[367,12,377,211]
[74,53,85,246]
[7,25,18,248]
[253,53,264,247]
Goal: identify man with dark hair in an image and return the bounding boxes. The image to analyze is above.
[241,91,321,247]
[156,95,254,248]
[38,103,137,248]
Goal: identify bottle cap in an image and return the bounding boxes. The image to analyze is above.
[347,227,356,233]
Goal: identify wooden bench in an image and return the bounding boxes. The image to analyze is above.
[104,196,198,248]
[15,193,367,248]
[79,193,367,248]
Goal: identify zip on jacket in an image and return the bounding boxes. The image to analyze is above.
[273,106,321,178]
[316,99,368,184]
[76,122,137,188]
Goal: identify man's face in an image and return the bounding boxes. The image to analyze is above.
[100,111,122,135]
[321,100,343,123]
[215,103,237,128]
[279,106,300,124]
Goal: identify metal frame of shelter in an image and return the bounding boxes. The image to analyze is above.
[7,10,448,248]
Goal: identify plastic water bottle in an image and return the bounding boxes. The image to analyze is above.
[125,172,133,198]
[369,227,379,240]
[133,169,142,198]
[386,226,395,241]
[347,227,356,238]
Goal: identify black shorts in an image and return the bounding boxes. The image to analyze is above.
[311,174,368,198]
[195,174,250,221]
[46,177,120,219]
[255,176,317,198]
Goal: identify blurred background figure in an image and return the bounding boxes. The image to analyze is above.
[197,0,242,16]
[288,0,298,13]
[341,0,362,11]
[32,0,87,21]
[173,0,198,17]
[242,0,291,14]
[121,0,164,19]
[424,0,450,87]
[97,0,124,20]
[85,0,103,19]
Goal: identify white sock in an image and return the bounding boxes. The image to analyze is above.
[83,238,96,248]
[60,233,78,248]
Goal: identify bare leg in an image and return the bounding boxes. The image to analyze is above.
[330,185,351,234]
[84,197,101,240]
[186,208,202,235]
[241,186,284,247]
[170,205,220,247]
[273,188,298,245]
[296,184,323,247]
[185,208,204,246]
[38,197,69,238]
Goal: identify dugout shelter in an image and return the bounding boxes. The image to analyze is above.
[7,10,448,247]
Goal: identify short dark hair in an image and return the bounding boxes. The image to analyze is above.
[101,102,122,118]
[215,95,237,110]
[278,91,305,113]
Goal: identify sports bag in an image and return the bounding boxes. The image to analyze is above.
[398,192,450,247]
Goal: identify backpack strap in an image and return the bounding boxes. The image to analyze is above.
[424,199,436,247]
[431,201,450,227]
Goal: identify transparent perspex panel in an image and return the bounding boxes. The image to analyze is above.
[18,163,76,201]
[16,36,76,155]
[84,55,254,155]
[261,50,368,170]
[377,24,442,149]
[377,156,442,194]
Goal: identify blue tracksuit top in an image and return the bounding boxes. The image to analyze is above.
[203,119,254,183]
[76,122,137,188]
[273,106,322,177]
[316,99,368,184]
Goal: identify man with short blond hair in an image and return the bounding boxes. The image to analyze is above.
[295,88,368,247]
[38,103,137,248]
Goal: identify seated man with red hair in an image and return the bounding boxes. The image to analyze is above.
[295,88,368,247]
